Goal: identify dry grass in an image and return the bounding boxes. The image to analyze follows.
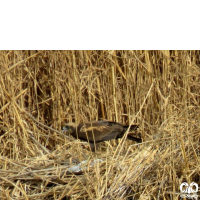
[0,50,200,199]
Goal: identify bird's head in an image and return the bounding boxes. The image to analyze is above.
[62,126,72,133]
[62,122,77,134]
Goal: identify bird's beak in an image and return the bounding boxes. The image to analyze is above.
[62,126,67,133]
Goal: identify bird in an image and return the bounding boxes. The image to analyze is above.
[62,121,142,151]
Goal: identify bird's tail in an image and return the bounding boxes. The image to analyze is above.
[127,135,142,143]
[123,125,141,143]
[123,124,139,132]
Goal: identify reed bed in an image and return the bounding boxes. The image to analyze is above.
[0,50,200,199]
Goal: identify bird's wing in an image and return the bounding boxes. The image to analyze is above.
[77,121,123,143]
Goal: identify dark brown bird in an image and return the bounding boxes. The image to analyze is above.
[62,121,141,151]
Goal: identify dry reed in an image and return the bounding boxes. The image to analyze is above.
[0,50,200,199]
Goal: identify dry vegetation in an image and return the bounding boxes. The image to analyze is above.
[0,50,200,199]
